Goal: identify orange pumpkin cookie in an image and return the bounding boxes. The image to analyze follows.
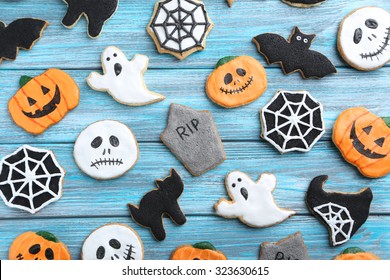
[9,231,71,260]
[333,107,390,178]
[8,69,80,135]
[206,56,267,108]
[334,247,380,260]
[171,242,227,260]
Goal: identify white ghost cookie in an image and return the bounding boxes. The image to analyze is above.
[87,46,165,106]
[338,7,390,71]
[215,171,295,228]
[82,223,144,260]
[73,120,139,180]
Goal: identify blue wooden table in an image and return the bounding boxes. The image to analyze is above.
[0,0,390,260]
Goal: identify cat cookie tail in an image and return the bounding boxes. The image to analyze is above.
[128,204,144,225]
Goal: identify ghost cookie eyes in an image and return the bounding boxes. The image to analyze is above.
[338,7,390,71]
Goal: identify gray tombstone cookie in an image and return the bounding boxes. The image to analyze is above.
[259,232,309,260]
[160,104,226,176]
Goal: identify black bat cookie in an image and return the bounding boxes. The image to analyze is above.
[253,27,336,79]
[0,18,48,64]
[62,0,119,38]
[128,169,186,241]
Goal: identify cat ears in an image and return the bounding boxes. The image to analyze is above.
[156,168,181,188]
[292,26,316,42]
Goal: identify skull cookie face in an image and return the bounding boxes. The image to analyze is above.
[73,120,139,180]
[338,7,390,71]
[82,224,144,260]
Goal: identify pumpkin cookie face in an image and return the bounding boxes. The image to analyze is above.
[171,242,227,260]
[333,107,390,178]
[334,247,380,260]
[206,56,267,108]
[8,69,80,135]
[9,231,71,260]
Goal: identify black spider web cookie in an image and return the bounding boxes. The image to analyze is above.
[0,145,65,214]
[261,90,325,153]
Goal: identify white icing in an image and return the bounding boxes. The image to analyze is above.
[73,120,138,180]
[339,7,390,70]
[87,46,165,106]
[313,202,354,246]
[215,171,295,228]
[0,145,65,214]
[82,224,144,260]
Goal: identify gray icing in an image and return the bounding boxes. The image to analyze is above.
[259,232,309,260]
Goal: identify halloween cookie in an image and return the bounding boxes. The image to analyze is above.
[261,90,325,153]
[147,0,214,60]
[0,145,65,214]
[253,27,336,79]
[82,224,144,260]
[334,247,380,260]
[206,56,267,108]
[259,232,309,260]
[338,7,390,71]
[333,107,390,178]
[87,46,165,106]
[215,171,295,228]
[282,0,326,8]
[9,231,71,260]
[8,69,80,135]
[128,169,186,241]
[171,242,227,260]
[161,104,226,176]
[0,18,48,64]
[61,0,119,38]
[306,175,373,247]
[73,120,139,180]
[226,0,235,7]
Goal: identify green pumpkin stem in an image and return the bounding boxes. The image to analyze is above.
[36,231,59,243]
[216,56,238,69]
[19,76,33,88]
[193,241,217,251]
[342,247,365,255]
[383,117,390,128]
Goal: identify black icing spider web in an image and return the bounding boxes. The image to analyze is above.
[0,145,64,214]
[150,0,211,54]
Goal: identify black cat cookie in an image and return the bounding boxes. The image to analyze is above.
[282,0,326,8]
[128,169,186,241]
[0,18,48,64]
[61,0,119,38]
[253,27,336,79]
[306,175,373,247]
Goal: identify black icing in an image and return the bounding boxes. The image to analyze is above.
[350,121,386,159]
[253,27,336,79]
[62,0,119,38]
[284,0,325,4]
[22,85,61,119]
[128,169,186,241]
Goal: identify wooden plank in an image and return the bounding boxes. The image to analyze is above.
[0,1,389,70]
[0,67,389,144]
[0,215,388,260]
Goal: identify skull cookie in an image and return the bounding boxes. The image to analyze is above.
[82,224,144,260]
[73,120,139,180]
[338,7,390,71]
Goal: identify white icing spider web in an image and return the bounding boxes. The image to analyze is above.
[314,202,354,246]
[0,145,64,214]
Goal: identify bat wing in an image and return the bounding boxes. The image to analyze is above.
[252,33,291,65]
[299,50,337,78]
[0,18,48,62]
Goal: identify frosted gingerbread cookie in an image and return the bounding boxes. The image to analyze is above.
[147,0,214,60]
[171,242,227,260]
[215,171,295,228]
[0,18,48,64]
[282,0,326,8]
[334,247,380,260]
[61,0,119,38]
[0,145,65,214]
[261,90,325,153]
[333,107,390,178]
[8,69,80,135]
[9,231,71,260]
[82,223,144,260]
[206,56,268,108]
[87,46,165,106]
[306,175,373,246]
[338,7,390,71]
[259,232,309,260]
[73,120,139,180]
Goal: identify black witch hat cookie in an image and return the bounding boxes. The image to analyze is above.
[253,27,336,79]
[282,0,326,8]
[259,232,309,260]
[306,175,373,246]
[0,18,48,64]
[61,0,119,38]
[128,169,186,241]
[161,104,226,176]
